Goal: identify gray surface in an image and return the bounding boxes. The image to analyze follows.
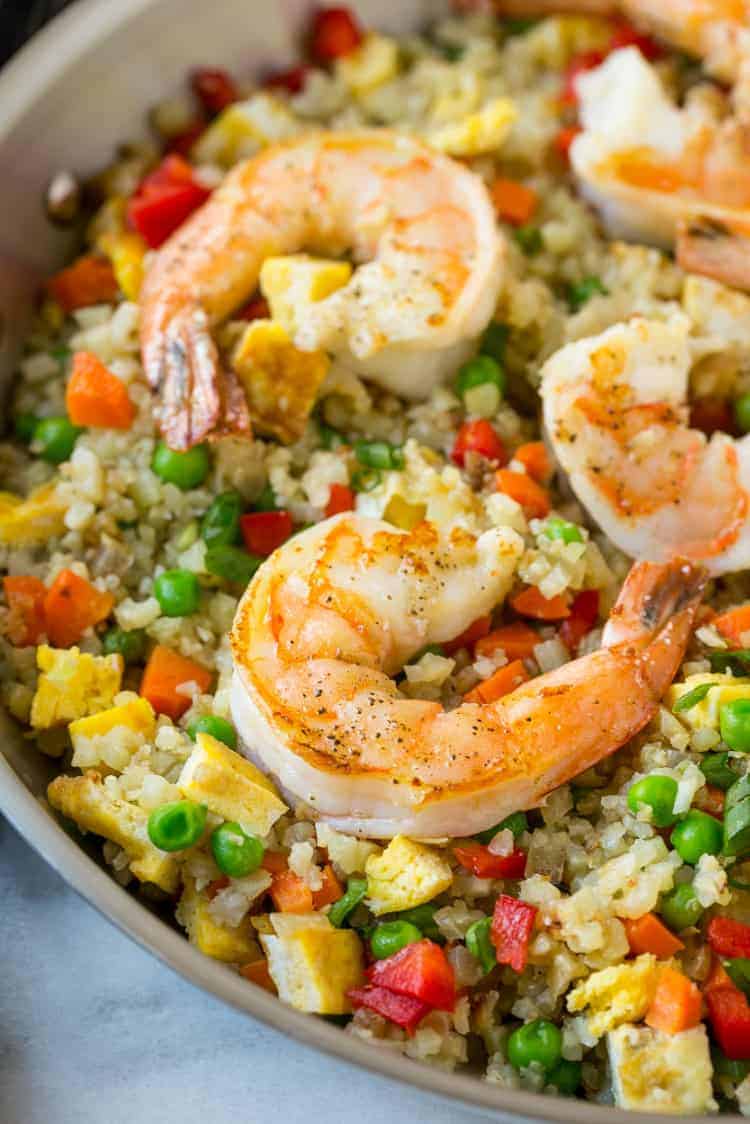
[1,817,485,1124]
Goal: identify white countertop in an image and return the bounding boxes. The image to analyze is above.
[1,817,490,1124]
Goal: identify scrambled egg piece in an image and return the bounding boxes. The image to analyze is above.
[176,874,261,963]
[0,483,66,545]
[607,1024,716,1114]
[233,319,330,444]
[178,733,287,835]
[428,98,517,157]
[31,646,123,730]
[335,33,400,95]
[567,954,658,1037]
[261,913,364,1014]
[259,254,352,338]
[669,672,750,732]
[69,695,156,770]
[192,93,299,167]
[98,230,147,301]
[47,773,179,891]
[365,834,453,916]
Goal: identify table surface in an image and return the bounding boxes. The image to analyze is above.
[1,817,492,1124]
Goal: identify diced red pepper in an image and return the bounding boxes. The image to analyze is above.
[560,50,605,106]
[3,576,47,647]
[127,155,211,249]
[690,396,735,437]
[609,21,664,61]
[491,894,537,973]
[240,511,293,556]
[553,125,581,162]
[367,939,455,1012]
[454,842,527,880]
[236,296,270,321]
[166,122,206,157]
[443,614,492,656]
[325,482,355,518]
[310,7,363,63]
[264,65,311,95]
[191,68,238,116]
[707,917,750,960]
[451,420,507,467]
[705,983,750,1060]
[560,589,599,653]
[348,985,430,1034]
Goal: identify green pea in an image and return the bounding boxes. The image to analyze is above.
[33,416,82,464]
[479,321,509,363]
[466,916,496,974]
[205,545,261,586]
[153,569,200,617]
[187,714,237,749]
[354,440,404,471]
[543,517,583,545]
[211,821,264,877]
[513,225,543,255]
[670,809,723,864]
[152,441,210,489]
[627,775,679,827]
[673,683,713,713]
[254,482,277,512]
[547,1059,582,1095]
[507,1019,562,1072]
[389,903,443,943]
[454,355,506,400]
[201,491,242,547]
[721,699,750,753]
[350,467,382,493]
[102,627,146,664]
[701,751,739,790]
[439,43,464,62]
[328,877,368,928]
[735,394,750,435]
[658,882,703,932]
[147,800,207,851]
[14,412,39,442]
[724,958,750,997]
[370,920,422,960]
[567,276,607,312]
[477,811,528,845]
[318,421,346,450]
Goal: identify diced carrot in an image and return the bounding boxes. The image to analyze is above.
[66,351,136,430]
[624,913,685,959]
[490,178,538,226]
[261,850,289,875]
[43,569,114,648]
[475,622,538,662]
[325,482,355,518]
[465,659,530,703]
[645,966,702,1035]
[443,614,492,656]
[47,254,118,313]
[695,784,725,820]
[511,586,571,621]
[495,469,551,519]
[313,863,344,909]
[513,441,552,484]
[714,604,750,646]
[139,644,213,720]
[3,575,47,646]
[270,869,314,913]
[240,958,277,993]
[205,876,230,900]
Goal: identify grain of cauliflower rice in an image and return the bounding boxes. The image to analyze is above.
[6,3,750,1114]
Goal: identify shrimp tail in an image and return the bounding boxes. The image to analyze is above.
[676,217,750,294]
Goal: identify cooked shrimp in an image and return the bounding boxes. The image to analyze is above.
[140,130,504,450]
[676,217,750,293]
[541,315,750,574]
[229,513,705,839]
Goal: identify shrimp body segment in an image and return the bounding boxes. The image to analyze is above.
[140,130,505,449]
[542,315,750,574]
[230,513,705,839]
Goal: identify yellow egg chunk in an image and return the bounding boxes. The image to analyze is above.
[335,34,400,95]
[178,732,288,836]
[365,834,453,916]
[98,230,147,301]
[176,875,263,963]
[567,954,658,1037]
[191,94,299,167]
[31,646,123,730]
[428,98,517,157]
[259,254,352,337]
[47,772,179,892]
[69,695,156,770]
[0,483,66,545]
[261,914,364,1014]
[668,672,750,732]
[607,1024,715,1114]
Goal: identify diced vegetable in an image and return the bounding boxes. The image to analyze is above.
[264,65,310,95]
[367,939,455,1011]
[310,7,364,62]
[127,155,211,249]
[560,49,605,106]
[329,876,368,928]
[513,225,543,255]
[734,394,750,435]
[102,627,145,664]
[691,396,735,437]
[354,440,404,471]
[186,714,237,749]
[152,441,210,489]
[3,575,47,646]
[43,569,113,648]
[464,659,530,704]
[466,916,496,974]
[720,698,750,752]
[477,811,527,846]
[724,774,750,856]
[701,751,738,790]
[451,419,507,467]
[211,821,264,877]
[511,586,570,621]
[191,68,238,115]
[139,644,213,720]
[205,544,262,586]
[645,967,701,1034]
[201,491,243,547]
[495,469,550,519]
[240,510,293,556]
[658,883,703,932]
[627,774,678,827]
[490,177,538,225]
[508,1018,562,1071]
[443,614,491,656]
[705,979,750,1060]
[560,589,599,653]
[553,125,581,161]
[480,320,508,363]
[623,913,684,959]
[714,605,750,647]
[491,894,536,972]
[147,799,207,852]
[389,904,443,944]
[567,276,607,311]
[240,958,277,993]
[608,21,664,60]
[670,810,723,864]
[324,483,355,518]
[236,296,271,321]
[313,864,344,910]
[707,917,750,960]
[725,959,750,996]
[33,416,82,464]
[370,920,422,960]
[347,984,429,1034]
[543,516,583,545]
[453,841,526,879]
[673,682,713,713]
[270,869,315,913]
[454,355,506,405]
[47,253,118,312]
[514,441,551,483]
[475,622,538,662]
[547,1059,582,1095]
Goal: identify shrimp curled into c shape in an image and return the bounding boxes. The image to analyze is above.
[229,512,705,839]
[139,130,505,450]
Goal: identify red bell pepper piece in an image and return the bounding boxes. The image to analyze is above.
[560,50,605,105]
[127,155,211,249]
[166,122,206,157]
[553,125,581,162]
[310,7,363,63]
[325,482,355,518]
[491,894,537,973]
[443,614,492,656]
[264,65,311,95]
[191,68,238,115]
[367,939,455,1012]
[454,842,527,880]
[348,985,430,1034]
[707,917,750,960]
[235,296,270,321]
[690,396,736,437]
[560,589,599,653]
[706,983,750,1060]
[451,419,507,467]
[609,22,664,61]
[240,511,293,556]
